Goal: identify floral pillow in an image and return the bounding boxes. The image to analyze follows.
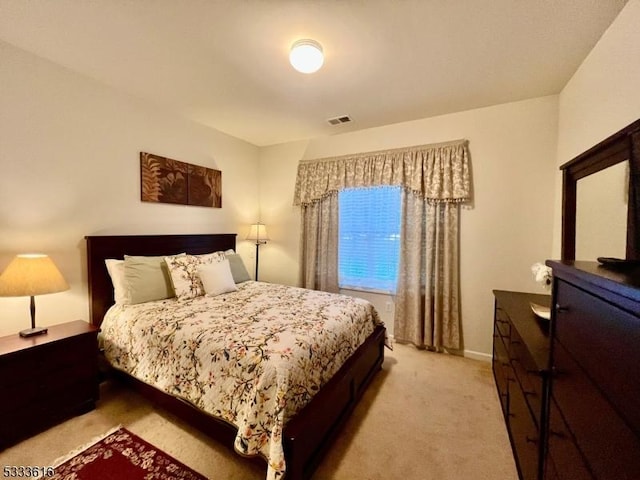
[165,251,225,300]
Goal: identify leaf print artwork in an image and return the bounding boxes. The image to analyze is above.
[140,152,221,207]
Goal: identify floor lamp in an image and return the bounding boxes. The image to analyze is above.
[247,223,269,281]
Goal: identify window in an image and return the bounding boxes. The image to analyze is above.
[338,186,402,292]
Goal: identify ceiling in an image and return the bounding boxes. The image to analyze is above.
[0,0,629,147]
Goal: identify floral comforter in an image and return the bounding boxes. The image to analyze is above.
[101,281,383,480]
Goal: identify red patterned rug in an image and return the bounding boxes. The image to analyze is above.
[44,427,207,479]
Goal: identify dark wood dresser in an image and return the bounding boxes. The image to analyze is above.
[0,320,99,449]
[493,290,551,480]
[545,261,640,480]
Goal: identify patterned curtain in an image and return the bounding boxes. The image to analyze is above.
[294,140,470,351]
[294,140,470,206]
[299,192,339,292]
[394,194,461,350]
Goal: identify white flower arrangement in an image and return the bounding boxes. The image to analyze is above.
[531,262,552,291]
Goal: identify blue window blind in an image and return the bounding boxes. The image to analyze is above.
[338,186,402,292]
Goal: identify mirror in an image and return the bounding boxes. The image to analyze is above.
[561,119,640,261]
[575,161,628,260]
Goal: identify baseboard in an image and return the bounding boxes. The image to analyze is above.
[388,336,492,362]
[463,349,492,362]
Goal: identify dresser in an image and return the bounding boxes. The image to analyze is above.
[493,290,551,480]
[545,261,640,480]
[0,321,100,449]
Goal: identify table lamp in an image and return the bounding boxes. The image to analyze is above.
[246,223,269,281]
[0,254,69,337]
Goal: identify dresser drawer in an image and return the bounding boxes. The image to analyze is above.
[493,327,512,415]
[552,341,640,480]
[495,306,512,339]
[509,381,540,480]
[546,398,593,480]
[543,456,559,480]
[510,329,544,428]
[555,280,640,436]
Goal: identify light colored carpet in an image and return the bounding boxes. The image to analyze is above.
[0,344,518,480]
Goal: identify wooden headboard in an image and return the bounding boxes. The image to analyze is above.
[85,234,237,327]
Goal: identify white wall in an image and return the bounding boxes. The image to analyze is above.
[0,41,260,336]
[553,0,640,256]
[258,96,559,359]
[10,0,638,355]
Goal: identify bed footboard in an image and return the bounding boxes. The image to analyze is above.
[107,324,385,479]
[283,324,386,480]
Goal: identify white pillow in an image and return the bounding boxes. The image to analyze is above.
[105,259,130,305]
[165,251,225,300]
[198,259,238,297]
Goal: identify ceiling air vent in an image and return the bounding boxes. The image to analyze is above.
[327,115,352,126]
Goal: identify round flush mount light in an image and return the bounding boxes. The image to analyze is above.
[289,39,324,74]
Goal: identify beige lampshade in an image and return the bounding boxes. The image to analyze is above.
[0,254,70,297]
[246,223,269,243]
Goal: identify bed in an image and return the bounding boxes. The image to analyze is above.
[86,233,386,480]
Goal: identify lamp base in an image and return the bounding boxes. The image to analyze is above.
[19,326,48,338]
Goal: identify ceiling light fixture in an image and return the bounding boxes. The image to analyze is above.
[289,39,324,74]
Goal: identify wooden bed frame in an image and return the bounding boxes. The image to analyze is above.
[85,233,386,480]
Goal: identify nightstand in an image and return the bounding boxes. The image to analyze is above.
[0,320,100,449]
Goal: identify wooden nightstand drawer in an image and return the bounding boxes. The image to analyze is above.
[0,361,97,412]
[0,321,99,449]
[0,379,97,447]
[0,336,96,384]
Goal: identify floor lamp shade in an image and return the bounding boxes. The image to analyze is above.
[246,223,269,244]
[246,223,269,281]
[0,254,70,337]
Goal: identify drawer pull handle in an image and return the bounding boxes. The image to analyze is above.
[525,436,538,444]
[523,390,536,397]
[555,304,568,313]
[549,430,566,439]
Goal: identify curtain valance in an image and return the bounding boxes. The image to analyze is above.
[293,139,471,206]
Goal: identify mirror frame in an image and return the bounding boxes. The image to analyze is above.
[561,119,640,261]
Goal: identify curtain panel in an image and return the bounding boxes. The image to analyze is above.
[294,140,471,351]
[299,193,340,293]
[293,140,470,206]
[394,196,461,350]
